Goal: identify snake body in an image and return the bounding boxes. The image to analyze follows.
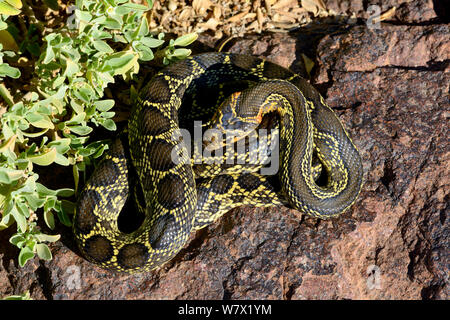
[74,53,363,273]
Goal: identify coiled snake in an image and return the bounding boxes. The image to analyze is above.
[74,52,363,273]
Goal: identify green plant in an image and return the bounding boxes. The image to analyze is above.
[0,0,197,268]
[0,0,21,80]
[2,291,32,300]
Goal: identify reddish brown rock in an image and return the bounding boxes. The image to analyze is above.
[315,24,449,83]
[221,32,309,77]
[322,0,445,23]
[1,21,448,300]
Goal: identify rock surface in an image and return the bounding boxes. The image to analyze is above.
[322,0,447,23]
[1,8,448,300]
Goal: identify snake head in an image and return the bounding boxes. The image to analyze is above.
[204,92,260,151]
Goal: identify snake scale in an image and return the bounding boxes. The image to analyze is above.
[74,52,363,273]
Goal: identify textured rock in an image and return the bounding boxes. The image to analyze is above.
[322,0,446,23]
[316,24,449,75]
[1,21,448,300]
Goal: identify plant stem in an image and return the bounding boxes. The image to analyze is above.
[0,83,14,107]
